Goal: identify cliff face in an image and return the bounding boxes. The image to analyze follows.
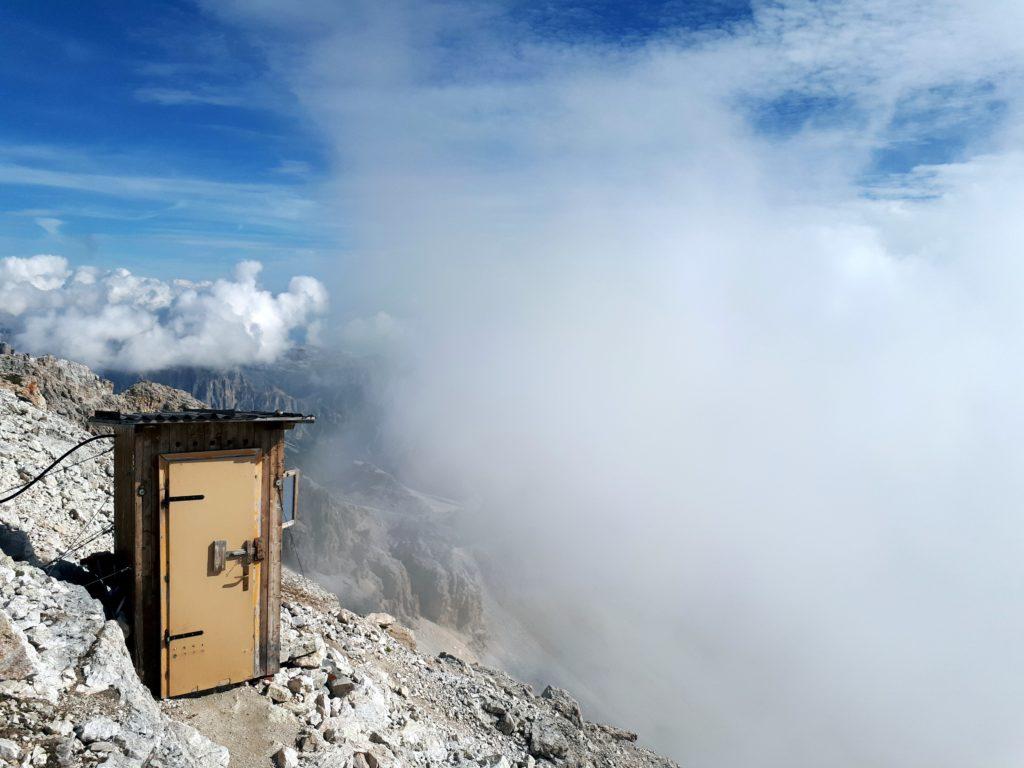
[286,475,485,636]
[115,365,298,413]
[0,358,678,768]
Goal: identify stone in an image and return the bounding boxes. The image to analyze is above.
[541,685,583,728]
[529,720,569,760]
[77,716,121,743]
[0,738,21,761]
[364,612,396,628]
[54,737,76,767]
[45,719,74,736]
[79,622,133,694]
[351,752,379,768]
[296,730,322,752]
[0,608,40,680]
[291,635,327,668]
[314,691,331,716]
[24,623,53,650]
[329,675,356,698]
[97,755,140,768]
[273,744,299,768]
[496,711,517,735]
[267,682,292,702]
[154,720,230,768]
[287,675,310,694]
[596,723,638,742]
[324,646,354,677]
[386,623,417,650]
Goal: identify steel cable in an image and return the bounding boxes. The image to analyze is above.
[0,433,114,505]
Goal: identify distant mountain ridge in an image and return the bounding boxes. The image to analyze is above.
[101,347,389,468]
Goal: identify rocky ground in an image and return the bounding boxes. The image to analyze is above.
[0,549,229,768]
[0,390,115,568]
[0,351,678,767]
[0,343,203,429]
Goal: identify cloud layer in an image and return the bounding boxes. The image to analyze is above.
[0,256,327,371]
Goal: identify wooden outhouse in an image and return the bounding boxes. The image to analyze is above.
[88,409,314,698]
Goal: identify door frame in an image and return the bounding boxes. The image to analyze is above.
[157,448,263,697]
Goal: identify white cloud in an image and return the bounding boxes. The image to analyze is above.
[272,160,313,176]
[0,256,327,371]
[0,154,324,236]
[34,217,63,236]
[133,86,248,107]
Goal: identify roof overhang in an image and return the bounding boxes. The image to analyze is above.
[88,409,316,427]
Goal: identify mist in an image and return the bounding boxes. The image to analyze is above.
[365,161,1024,767]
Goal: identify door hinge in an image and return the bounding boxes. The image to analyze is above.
[165,629,204,646]
[163,494,205,507]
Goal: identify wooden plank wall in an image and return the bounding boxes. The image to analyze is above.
[132,425,161,693]
[256,425,285,676]
[269,428,285,674]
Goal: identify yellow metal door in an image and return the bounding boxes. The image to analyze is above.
[161,452,262,697]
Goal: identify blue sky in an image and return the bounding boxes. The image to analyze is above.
[0,0,1004,291]
[0,0,331,285]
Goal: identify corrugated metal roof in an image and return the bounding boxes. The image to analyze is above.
[88,409,315,426]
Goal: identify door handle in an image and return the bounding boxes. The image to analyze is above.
[210,539,262,579]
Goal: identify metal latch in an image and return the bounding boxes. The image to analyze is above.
[211,538,263,575]
[212,540,227,573]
